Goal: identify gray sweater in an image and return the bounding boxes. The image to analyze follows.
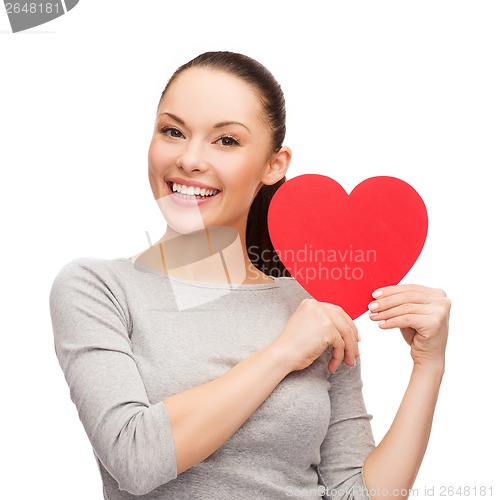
[49,256,375,499]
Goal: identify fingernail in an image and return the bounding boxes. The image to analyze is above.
[377,320,385,326]
[368,301,379,311]
[368,312,378,319]
[372,290,383,298]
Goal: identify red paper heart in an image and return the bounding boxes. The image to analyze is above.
[267,175,428,319]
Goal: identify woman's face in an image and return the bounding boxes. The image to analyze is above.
[148,67,278,236]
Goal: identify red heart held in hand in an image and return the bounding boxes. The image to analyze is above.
[267,175,428,319]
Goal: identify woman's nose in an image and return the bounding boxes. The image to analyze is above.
[176,140,209,173]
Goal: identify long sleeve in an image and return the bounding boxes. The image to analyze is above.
[316,357,375,500]
[49,258,178,496]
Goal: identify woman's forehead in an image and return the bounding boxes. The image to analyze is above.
[159,67,263,121]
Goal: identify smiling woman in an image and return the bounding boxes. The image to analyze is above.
[49,51,450,500]
[148,68,279,243]
[145,54,291,281]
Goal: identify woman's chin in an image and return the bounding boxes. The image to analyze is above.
[166,219,208,235]
[156,195,208,234]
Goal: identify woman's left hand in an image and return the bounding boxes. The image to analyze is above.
[367,284,451,369]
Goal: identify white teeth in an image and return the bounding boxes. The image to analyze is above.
[171,182,219,198]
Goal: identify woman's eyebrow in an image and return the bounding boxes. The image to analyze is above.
[159,112,251,134]
[213,121,251,134]
[159,112,185,125]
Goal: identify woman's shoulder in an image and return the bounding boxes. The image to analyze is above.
[273,275,310,290]
[273,275,314,302]
[49,255,133,291]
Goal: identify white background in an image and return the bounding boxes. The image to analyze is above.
[1,1,495,498]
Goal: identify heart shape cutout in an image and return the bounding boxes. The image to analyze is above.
[267,175,428,319]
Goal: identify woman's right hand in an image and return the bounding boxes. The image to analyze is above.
[272,298,360,373]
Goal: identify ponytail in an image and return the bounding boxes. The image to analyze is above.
[246,178,291,278]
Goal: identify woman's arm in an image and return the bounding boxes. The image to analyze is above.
[163,342,289,473]
[164,297,360,474]
[50,260,359,493]
[50,259,179,496]
[363,364,443,498]
[363,284,450,499]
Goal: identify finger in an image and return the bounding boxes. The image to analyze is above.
[321,303,360,345]
[321,303,358,334]
[327,333,345,374]
[322,304,359,366]
[369,303,432,323]
[372,284,446,300]
[334,317,359,365]
[375,312,432,331]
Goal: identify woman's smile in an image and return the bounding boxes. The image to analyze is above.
[165,178,222,207]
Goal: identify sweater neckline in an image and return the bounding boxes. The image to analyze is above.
[115,257,282,290]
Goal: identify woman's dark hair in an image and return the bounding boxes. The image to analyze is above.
[159,51,291,277]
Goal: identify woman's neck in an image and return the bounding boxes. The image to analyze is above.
[130,226,274,285]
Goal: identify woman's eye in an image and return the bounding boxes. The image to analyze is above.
[215,135,240,147]
[160,127,184,138]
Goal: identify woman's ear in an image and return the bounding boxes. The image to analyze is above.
[262,146,292,186]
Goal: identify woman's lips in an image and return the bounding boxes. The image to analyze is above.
[165,180,221,207]
[168,177,220,191]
